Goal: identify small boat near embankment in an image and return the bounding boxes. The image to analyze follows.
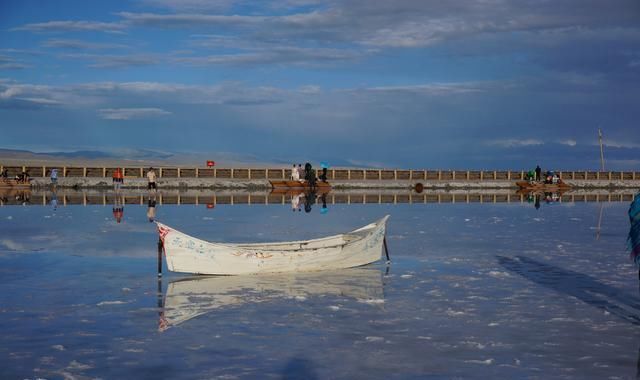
[156,215,389,275]
[515,180,572,192]
[270,186,331,196]
[269,180,331,191]
[0,179,31,189]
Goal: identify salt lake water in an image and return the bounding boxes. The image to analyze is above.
[1,190,639,379]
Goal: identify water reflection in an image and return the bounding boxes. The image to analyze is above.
[500,254,640,379]
[112,193,124,223]
[147,195,157,222]
[498,255,640,325]
[519,190,563,209]
[159,268,384,331]
[287,190,329,214]
[0,188,31,205]
[50,188,58,211]
[628,193,640,266]
[282,356,319,380]
[2,194,639,378]
[1,188,637,207]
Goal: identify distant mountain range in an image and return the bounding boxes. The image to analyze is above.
[0,148,284,167]
[0,148,370,168]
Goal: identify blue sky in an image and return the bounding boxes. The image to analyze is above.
[1,0,639,169]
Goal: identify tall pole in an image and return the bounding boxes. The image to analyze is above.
[598,128,605,172]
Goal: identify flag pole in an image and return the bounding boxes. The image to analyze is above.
[598,128,605,172]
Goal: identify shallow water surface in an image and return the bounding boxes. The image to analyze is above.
[1,192,639,379]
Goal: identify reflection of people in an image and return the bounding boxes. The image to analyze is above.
[147,198,157,222]
[320,193,328,214]
[112,194,124,223]
[291,193,301,211]
[16,191,30,205]
[50,190,58,211]
[545,192,553,204]
[304,191,316,213]
[534,194,540,210]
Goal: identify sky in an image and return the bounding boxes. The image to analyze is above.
[1,0,639,169]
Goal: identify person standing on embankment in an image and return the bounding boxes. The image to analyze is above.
[147,167,157,192]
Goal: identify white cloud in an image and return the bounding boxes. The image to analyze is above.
[173,46,363,66]
[98,107,172,120]
[0,83,95,107]
[0,63,31,70]
[0,239,25,251]
[58,53,158,68]
[602,140,640,149]
[142,0,235,12]
[42,39,129,50]
[559,139,577,146]
[12,21,126,34]
[79,81,287,106]
[486,139,544,148]
[298,85,321,94]
[0,55,31,70]
[118,12,265,27]
[362,83,484,95]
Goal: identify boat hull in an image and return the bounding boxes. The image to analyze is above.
[157,216,389,275]
[270,180,331,190]
[515,181,571,192]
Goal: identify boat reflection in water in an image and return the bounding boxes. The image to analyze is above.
[159,268,384,331]
[273,188,330,214]
[517,189,566,209]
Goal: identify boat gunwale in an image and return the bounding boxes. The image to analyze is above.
[157,216,387,251]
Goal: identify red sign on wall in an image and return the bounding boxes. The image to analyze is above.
[206,160,215,167]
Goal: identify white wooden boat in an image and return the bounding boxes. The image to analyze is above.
[159,268,384,331]
[156,215,389,275]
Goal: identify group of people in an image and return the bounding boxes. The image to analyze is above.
[0,168,31,183]
[291,162,328,186]
[110,167,158,223]
[526,165,560,184]
[112,167,158,191]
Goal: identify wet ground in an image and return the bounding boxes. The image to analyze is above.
[1,190,639,379]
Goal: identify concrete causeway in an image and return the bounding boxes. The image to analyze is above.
[1,165,639,189]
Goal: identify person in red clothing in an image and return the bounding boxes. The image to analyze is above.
[112,168,124,191]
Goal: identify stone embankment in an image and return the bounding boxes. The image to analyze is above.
[1,165,638,189]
